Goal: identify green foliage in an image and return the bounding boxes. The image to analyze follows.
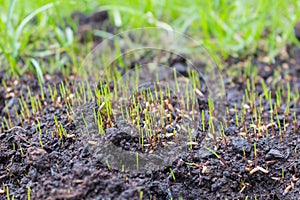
[0,0,299,78]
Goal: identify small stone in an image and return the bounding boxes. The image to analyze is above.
[265,149,285,160]
[26,147,50,170]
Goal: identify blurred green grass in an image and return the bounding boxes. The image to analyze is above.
[0,0,300,77]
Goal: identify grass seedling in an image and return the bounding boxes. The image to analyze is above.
[36,120,44,148]
[94,109,104,135]
[59,82,67,103]
[138,189,143,200]
[204,146,228,167]
[27,186,31,200]
[234,104,239,127]
[19,145,25,157]
[27,86,37,115]
[219,122,228,147]
[2,79,8,89]
[259,95,263,115]
[275,110,283,141]
[19,95,30,120]
[282,167,285,187]
[207,97,218,148]
[106,160,111,171]
[169,168,176,182]
[173,70,180,93]
[3,117,11,130]
[208,117,217,150]
[48,84,57,105]
[85,80,93,102]
[205,146,219,158]
[81,113,89,128]
[36,119,42,134]
[242,147,247,161]
[6,185,10,200]
[79,82,87,104]
[12,105,23,126]
[201,110,205,131]
[121,164,125,173]
[39,136,44,149]
[185,84,190,111]
[185,162,203,169]
[53,115,67,139]
[136,152,139,171]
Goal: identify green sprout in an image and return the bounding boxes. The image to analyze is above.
[27,186,31,200]
[169,168,176,182]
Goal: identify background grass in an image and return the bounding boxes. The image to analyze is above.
[0,0,300,77]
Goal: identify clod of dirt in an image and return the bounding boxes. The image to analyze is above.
[231,137,252,153]
[26,147,50,170]
[265,149,285,160]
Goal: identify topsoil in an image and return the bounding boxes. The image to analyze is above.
[1,11,300,200]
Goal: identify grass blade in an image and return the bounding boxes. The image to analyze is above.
[30,58,44,83]
[13,2,57,57]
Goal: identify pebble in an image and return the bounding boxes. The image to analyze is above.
[265,149,285,160]
[26,147,50,169]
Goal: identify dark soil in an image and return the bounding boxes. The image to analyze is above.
[1,12,300,200]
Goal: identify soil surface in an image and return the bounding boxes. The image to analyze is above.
[1,12,300,200]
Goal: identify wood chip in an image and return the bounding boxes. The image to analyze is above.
[75,179,84,183]
[66,134,76,138]
[266,160,277,165]
[284,183,293,193]
[202,165,208,174]
[166,133,174,138]
[88,141,97,145]
[239,183,249,193]
[250,122,275,132]
[195,88,204,98]
[282,63,289,69]
[292,175,299,182]
[238,132,247,137]
[249,166,269,175]
[271,177,281,181]
[186,142,198,146]
[242,104,250,109]
[167,141,176,145]
[5,92,15,98]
